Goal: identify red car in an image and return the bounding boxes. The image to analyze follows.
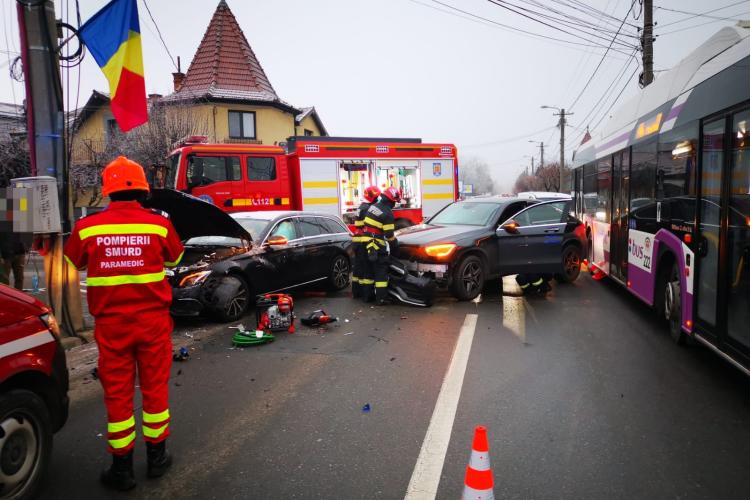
[0,284,69,499]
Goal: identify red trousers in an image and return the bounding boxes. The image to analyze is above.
[95,310,173,455]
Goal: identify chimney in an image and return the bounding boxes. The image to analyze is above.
[172,56,185,92]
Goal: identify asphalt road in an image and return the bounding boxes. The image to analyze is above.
[40,274,750,499]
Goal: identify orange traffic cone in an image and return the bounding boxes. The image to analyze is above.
[462,426,494,500]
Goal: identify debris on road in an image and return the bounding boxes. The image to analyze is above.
[344,332,354,336]
[362,403,371,413]
[173,347,190,362]
[90,367,98,380]
[301,310,338,327]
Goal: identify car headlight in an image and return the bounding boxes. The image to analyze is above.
[424,243,457,258]
[40,312,61,337]
[179,270,212,287]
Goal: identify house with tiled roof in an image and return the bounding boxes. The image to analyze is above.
[69,0,326,206]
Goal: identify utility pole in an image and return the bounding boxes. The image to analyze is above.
[17,0,83,337]
[531,156,535,174]
[642,0,654,86]
[527,140,544,175]
[553,109,571,192]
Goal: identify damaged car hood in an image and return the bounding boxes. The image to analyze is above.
[144,189,251,242]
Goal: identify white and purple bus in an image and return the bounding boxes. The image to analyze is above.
[572,24,750,375]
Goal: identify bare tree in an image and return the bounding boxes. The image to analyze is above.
[512,161,571,193]
[69,100,209,205]
[0,139,30,187]
[459,157,495,195]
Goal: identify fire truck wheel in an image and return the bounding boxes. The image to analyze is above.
[214,275,251,322]
[327,254,351,291]
[0,389,52,500]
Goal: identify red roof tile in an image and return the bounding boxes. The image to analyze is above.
[174,0,279,102]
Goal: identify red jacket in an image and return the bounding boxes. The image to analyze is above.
[64,201,184,323]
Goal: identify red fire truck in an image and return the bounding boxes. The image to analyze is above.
[164,137,459,228]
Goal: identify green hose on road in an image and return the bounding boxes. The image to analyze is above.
[232,330,275,347]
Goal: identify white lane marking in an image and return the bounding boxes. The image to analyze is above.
[0,330,55,359]
[405,314,478,500]
[502,276,527,343]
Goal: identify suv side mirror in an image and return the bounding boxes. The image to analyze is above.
[266,235,288,247]
[497,221,520,236]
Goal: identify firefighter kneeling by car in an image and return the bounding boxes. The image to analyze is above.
[351,186,381,300]
[362,187,401,304]
[64,156,184,491]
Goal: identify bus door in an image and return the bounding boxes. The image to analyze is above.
[696,112,750,359]
[610,150,630,281]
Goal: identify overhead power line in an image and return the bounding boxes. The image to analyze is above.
[420,0,636,57]
[141,0,178,71]
[656,1,750,29]
[567,0,637,111]
[659,8,750,36]
[462,125,557,148]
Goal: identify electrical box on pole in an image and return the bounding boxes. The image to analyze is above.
[17,0,83,337]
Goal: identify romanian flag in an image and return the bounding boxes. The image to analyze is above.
[80,0,147,132]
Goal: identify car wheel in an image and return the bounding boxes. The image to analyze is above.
[664,262,686,345]
[557,245,582,283]
[214,275,251,323]
[450,255,485,301]
[327,254,351,291]
[0,389,52,500]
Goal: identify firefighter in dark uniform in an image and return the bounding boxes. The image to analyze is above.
[363,187,401,304]
[515,273,551,295]
[351,186,381,299]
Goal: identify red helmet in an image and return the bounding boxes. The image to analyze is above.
[363,186,381,203]
[381,187,401,203]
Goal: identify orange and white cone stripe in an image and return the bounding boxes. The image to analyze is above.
[462,426,494,500]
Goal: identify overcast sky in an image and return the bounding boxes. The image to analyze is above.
[2,0,749,191]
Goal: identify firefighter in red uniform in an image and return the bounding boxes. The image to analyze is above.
[363,187,400,304]
[351,186,380,300]
[64,157,184,491]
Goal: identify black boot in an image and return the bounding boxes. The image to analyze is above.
[147,441,172,478]
[100,450,136,491]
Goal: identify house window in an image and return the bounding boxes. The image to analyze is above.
[247,157,276,181]
[304,129,313,136]
[106,118,118,141]
[228,111,256,139]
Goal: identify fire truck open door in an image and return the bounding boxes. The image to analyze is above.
[375,160,421,210]
[298,159,339,216]
[420,159,455,218]
[339,161,372,218]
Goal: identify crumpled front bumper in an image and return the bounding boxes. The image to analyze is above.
[171,285,205,316]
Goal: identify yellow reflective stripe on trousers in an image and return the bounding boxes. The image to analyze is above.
[532,279,544,286]
[375,281,388,288]
[107,416,135,433]
[87,271,165,287]
[164,250,184,267]
[109,431,136,450]
[351,276,360,283]
[382,224,395,231]
[363,217,383,228]
[143,409,170,423]
[143,423,169,439]
[359,279,374,285]
[79,223,168,240]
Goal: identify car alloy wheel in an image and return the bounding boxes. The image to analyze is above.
[561,245,582,283]
[462,261,482,293]
[329,255,351,291]
[214,275,250,322]
[450,255,485,301]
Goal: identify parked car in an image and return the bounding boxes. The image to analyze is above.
[0,284,69,499]
[396,197,586,300]
[145,190,353,322]
[515,191,572,201]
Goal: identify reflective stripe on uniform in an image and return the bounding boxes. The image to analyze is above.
[532,278,544,286]
[164,250,184,268]
[363,217,383,228]
[351,276,360,283]
[352,236,370,243]
[109,431,136,450]
[87,271,165,287]
[359,279,374,285]
[79,223,168,240]
[64,255,78,270]
[143,408,170,423]
[375,281,388,288]
[107,416,135,433]
[143,423,169,439]
[382,224,395,231]
[520,283,529,289]
[354,220,364,227]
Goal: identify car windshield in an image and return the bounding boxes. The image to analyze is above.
[235,218,271,241]
[430,202,499,226]
[184,219,268,247]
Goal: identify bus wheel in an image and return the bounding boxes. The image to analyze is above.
[664,263,686,345]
